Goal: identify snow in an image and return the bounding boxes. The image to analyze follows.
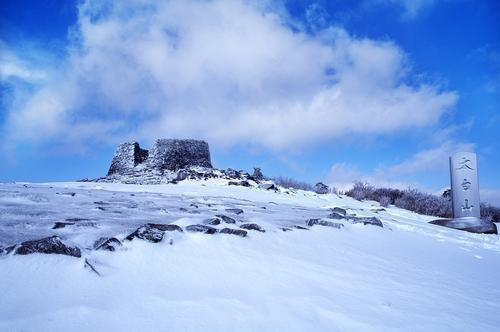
[1,180,500,331]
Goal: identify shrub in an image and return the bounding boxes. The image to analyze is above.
[272,176,313,191]
[345,181,375,201]
[481,203,500,222]
[379,195,391,207]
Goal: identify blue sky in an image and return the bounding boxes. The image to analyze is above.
[0,0,499,205]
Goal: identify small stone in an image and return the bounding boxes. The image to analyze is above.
[294,225,309,230]
[94,237,122,251]
[240,223,265,232]
[126,223,183,242]
[306,219,344,229]
[331,207,347,216]
[52,222,76,229]
[228,180,251,187]
[349,217,383,227]
[205,218,221,225]
[219,228,247,237]
[215,214,236,224]
[328,212,346,220]
[185,224,218,234]
[259,183,278,191]
[225,208,244,215]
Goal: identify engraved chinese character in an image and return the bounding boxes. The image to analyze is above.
[461,178,471,191]
[456,157,474,170]
[461,199,473,212]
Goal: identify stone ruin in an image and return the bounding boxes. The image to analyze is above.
[91,138,270,187]
[107,139,213,176]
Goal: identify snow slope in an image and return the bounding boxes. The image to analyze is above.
[1,180,499,331]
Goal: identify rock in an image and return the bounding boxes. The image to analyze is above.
[205,218,221,225]
[185,224,218,234]
[147,139,212,171]
[350,217,383,227]
[328,212,346,220]
[306,219,344,229]
[429,218,497,234]
[11,236,81,257]
[314,182,330,194]
[108,142,149,176]
[224,168,241,179]
[56,192,76,197]
[94,237,122,251]
[216,214,237,224]
[228,180,251,187]
[240,223,265,232]
[225,208,244,215]
[219,228,247,237]
[281,227,293,232]
[251,168,264,181]
[259,183,278,191]
[52,222,75,229]
[331,207,347,216]
[294,225,309,230]
[176,170,188,181]
[126,223,183,242]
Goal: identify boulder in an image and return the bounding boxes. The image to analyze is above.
[147,139,212,171]
[126,223,183,242]
[216,214,237,224]
[185,224,218,234]
[306,218,344,229]
[10,236,81,257]
[94,237,122,251]
[219,228,247,237]
[239,223,265,232]
[108,142,149,176]
[314,182,330,194]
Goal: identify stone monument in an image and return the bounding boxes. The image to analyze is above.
[430,152,497,234]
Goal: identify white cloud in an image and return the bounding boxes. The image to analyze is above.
[382,140,475,176]
[370,0,437,19]
[327,140,476,192]
[480,189,500,208]
[2,0,457,151]
[0,42,47,83]
[327,162,415,191]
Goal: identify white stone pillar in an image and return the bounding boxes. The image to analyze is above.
[449,152,480,220]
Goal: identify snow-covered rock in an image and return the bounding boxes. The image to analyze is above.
[314,182,330,194]
[6,236,81,257]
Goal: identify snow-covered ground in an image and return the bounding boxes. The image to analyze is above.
[1,180,499,331]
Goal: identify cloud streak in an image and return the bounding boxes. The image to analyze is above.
[1,0,457,152]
